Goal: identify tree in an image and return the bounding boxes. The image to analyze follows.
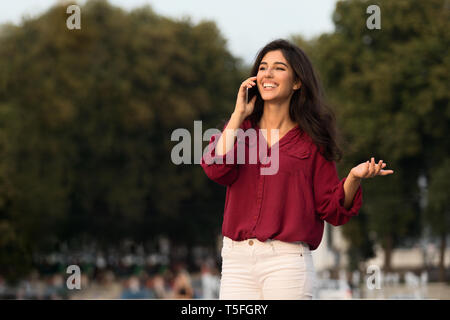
[0,0,243,280]
[425,158,450,282]
[294,0,449,271]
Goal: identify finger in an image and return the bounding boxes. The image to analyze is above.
[244,79,256,86]
[370,157,375,176]
[365,160,370,178]
[372,157,379,176]
[375,160,383,175]
[379,169,394,175]
[242,80,254,87]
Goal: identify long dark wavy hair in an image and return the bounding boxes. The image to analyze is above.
[247,39,344,162]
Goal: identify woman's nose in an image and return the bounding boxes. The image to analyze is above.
[264,68,274,77]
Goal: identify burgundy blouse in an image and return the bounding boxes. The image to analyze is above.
[200,119,363,250]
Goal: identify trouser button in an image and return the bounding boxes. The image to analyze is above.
[248,240,254,246]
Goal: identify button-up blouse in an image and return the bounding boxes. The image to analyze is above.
[200,119,363,250]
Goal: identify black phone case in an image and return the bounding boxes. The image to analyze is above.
[246,85,258,104]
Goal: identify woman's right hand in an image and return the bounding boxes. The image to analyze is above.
[233,76,257,120]
[216,77,258,157]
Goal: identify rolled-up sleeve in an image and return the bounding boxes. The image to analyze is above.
[200,123,240,186]
[313,151,363,226]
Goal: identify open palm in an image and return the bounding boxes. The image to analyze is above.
[351,157,394,179]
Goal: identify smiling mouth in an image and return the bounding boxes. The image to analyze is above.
[262,82,278,90]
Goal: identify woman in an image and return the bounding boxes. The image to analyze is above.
[201,39,394,300]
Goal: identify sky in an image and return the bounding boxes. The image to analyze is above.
[0,0,339,65]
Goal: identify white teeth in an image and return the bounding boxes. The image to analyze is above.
[263,83,277,88]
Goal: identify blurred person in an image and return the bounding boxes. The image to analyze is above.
[200,262,220,299]
[28,270,46,299]
[0,276,6,299]
[100,270,123,299]
[46,274,66,299]
[152,274,169,299]
[143,275,158,299]
[172,269,194,299]
[120,275,152,299]
[201,39,394,300]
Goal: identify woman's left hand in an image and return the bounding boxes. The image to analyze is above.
[351,157,394,180]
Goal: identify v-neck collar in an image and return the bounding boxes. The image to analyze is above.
[254,122,300,151]
[234,119,311,160]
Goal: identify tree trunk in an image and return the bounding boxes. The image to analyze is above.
[383,235,393,273]
[439,232,447,282]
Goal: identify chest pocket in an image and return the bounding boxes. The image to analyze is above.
[278,146,311,175]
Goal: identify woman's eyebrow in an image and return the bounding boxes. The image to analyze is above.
[260,61,288,67]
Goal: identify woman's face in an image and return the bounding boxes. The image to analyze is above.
[256,50,301,102]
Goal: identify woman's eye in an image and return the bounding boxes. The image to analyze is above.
[258,67,285,71]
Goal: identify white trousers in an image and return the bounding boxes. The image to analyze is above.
[219,236,316,300]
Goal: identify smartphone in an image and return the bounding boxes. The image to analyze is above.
[246,85,258,104]
[246,87,248,104]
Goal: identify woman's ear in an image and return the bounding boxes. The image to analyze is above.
[293,81,302,90]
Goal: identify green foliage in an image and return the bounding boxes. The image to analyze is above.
[0,0,242,279]
[425,158,450,236]
[293,0,449,268]
[0,221,32,283]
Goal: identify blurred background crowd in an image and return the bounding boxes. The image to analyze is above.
[0,240,222,299]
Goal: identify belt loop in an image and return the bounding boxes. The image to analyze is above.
[224,236,234,249]
[302,242,309,255]
[270,239,275,254]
